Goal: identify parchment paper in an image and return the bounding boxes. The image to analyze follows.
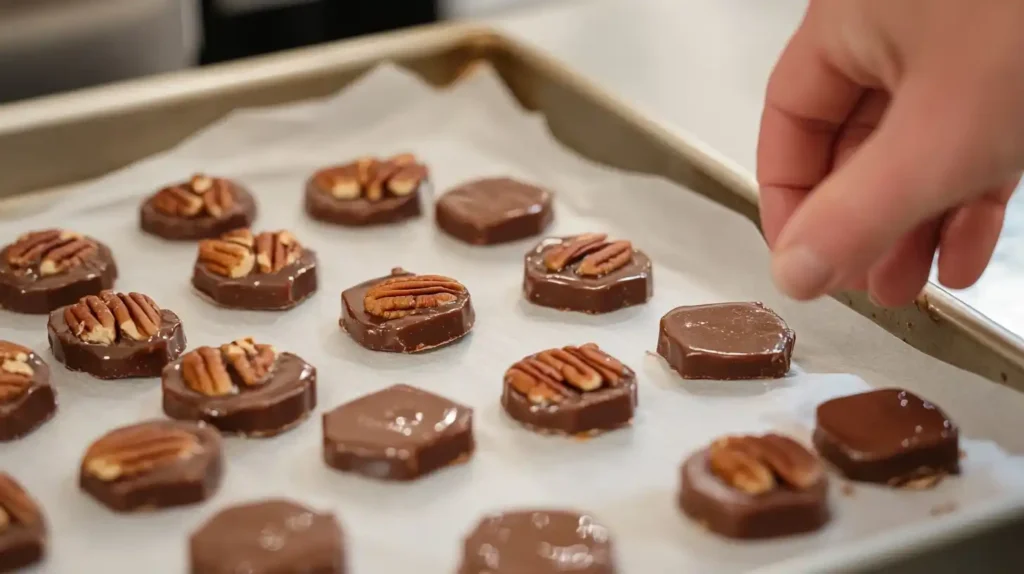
[2,64,1024,573]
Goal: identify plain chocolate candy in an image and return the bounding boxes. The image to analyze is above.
[502,343,637,436]
[79,420,223,512]
[0,341,56,442]
[322,384,474,481]
[305,154,429,226]
[523,233,652,314]
[190,499,346,574]
[678,434,830,539]
[0,473,46,572]
[163,338,317,437]
[458,510,616,574]
[340,268,475,353]
[0,229,117,314]
[192,228,318,310]
[657,302,795,380]
[140,174,257,240]
[435,177,553,245]
[48,290,186,379]
[814,388,960,487]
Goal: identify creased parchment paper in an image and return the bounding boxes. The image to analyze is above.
[2,64,1024,574]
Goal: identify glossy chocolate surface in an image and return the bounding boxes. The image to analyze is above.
[0,346,56,442]
[0,235,117,314]
[322,384,474,481]
[79,420,223,512]
[814,388,960,485]
[435,177,554,245]
[163,351,317,437]
[340,269,475,353]
[0,473,46,572]
[523,236,652,314]
[305,178,424,226]
[193,249,318,311]
[657,302,795,380]
[190,499,346,574]
[140,178,256,240]
[678,448,829,539]
[458,510,616,574]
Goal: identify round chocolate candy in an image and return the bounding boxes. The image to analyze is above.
[0,229,117,314]
[0,473,47,571]
[340,268,474,353]
[435,177,554,245]
[191,228,318,310]
[140,174,257,240]
[305,154,428,226]
[79,419,223,512]
[523,233,652,314]
[0,341,56,441]
[48,290,186,379]
[162,337,317,437]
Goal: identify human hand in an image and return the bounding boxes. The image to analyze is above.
[757,0,1024,306]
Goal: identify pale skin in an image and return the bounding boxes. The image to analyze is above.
[758,0,1024,306]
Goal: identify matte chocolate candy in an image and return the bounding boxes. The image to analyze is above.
[192,228,318,310]
[0,341,56,441]
[305,154,429,226]
[523,233,652,314]
[814,388,960,487]
[679,434,830,539]
[79,420,223,512]
[48,290,186,379]
[0,473,46,572]
[340,268,475,353]
[162,337,317,437]
[0,229,117,314]
[458,510,616,574]
[190,499,346,574]
[435,177,554,245]
[657,302,795,380]
[322,384,474,481]
[140,174,257,240]
[502,343,637,436]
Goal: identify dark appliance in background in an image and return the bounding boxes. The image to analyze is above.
[200,0,439,65]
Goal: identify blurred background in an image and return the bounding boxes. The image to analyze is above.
[0,0,567,102]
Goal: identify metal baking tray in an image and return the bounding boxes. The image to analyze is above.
[0,21,1022,572]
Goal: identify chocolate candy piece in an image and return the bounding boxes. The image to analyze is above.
[162,338,317,437]
[435,177,554,245]
[458,510,616,574]
[48,290,186,379]
[79,419,223,512]
[322,384,473,481]
[140,174,257,240]
[305,154,428,226]
[0,341,56,441]
[502,343,637,436]
[814,388,960,487]
[192,228,318,310]
[0,229,117,314]
[679,434,830,539]
[0,473,46,572]
[657,302,795,380]
[191,499,346,574]
[340,268,475,353]
[523,233,653,314]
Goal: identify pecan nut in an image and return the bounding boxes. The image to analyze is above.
[5,229,98,277]
[708,434,823,495]
[198,233,256,278]
[543,233,634,277]
[0,474,41,530]
[505,343,631,405]
[83,425,202,481]
[152,174,235,219]
[255,231,302,274]
[364,274,466,319]
[0,342,33,403]
[316,154,428,201]
[64,291,162,345]
[182,337,277,396]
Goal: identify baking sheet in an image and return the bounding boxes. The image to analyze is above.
[2,63,1024,573]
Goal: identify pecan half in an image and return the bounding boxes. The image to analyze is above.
[5,229,98,277]
[0,474,41,530]
[708,434,823,495]
[543,233,634,277]
[182,338,276,396]
[505,343,630,405]
[64,291,162,345]
[152,174,235,219]
[255,231,302,274]
[83,425,202,481]
[577,240,633,277]
[221,337,276,386]
[317,154,428,201]
[364,274,466,319]
[0,342,33,403]
[198,234,255,278]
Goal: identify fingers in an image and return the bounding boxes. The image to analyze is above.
[867,220,941,306]
[937,180,1017,289]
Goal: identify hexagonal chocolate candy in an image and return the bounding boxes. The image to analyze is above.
[140,174,257,240]
[322,384,473,481]
[0,341,56,441]
[48,290,186,379]
[306,154,429,226]
[79,420,223,512]
[435,177,553,245]
[0,473,47,571]
[192,228,318,310]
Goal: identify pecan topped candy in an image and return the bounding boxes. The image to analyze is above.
[0,341,56,441]
[0,473,48,571]
[306,154,429,226]
[0,229,117,314]
[140,174,257,240]
[192,228,318,310]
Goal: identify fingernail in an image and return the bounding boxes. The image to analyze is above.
[772,246,834,299]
